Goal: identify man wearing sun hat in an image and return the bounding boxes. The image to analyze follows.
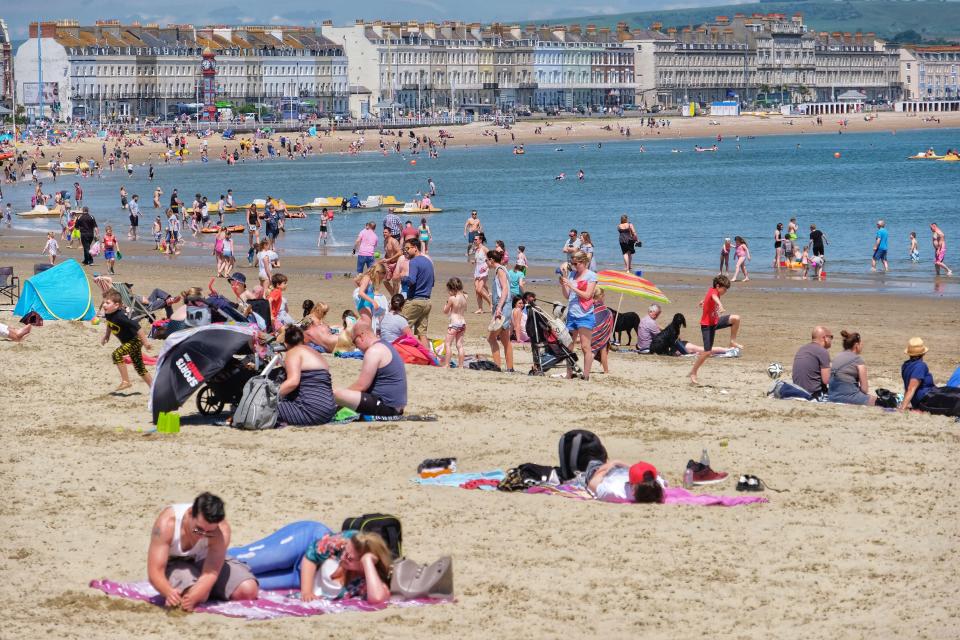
[901,337,938,411]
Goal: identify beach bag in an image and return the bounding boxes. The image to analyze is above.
[498,463,558,492]
[341,514,403,559]
[232,376,279,430]
[558,429,607,482]
[919,387,960,417]
[874,388,898,409]
[90,241,101,256]
[390,557,453,599]
[467,359,501,372]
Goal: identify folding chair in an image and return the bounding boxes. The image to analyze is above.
[0,267,20,305]
[112,282,157,323]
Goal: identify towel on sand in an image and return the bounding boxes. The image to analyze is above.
[526,483,768,506]
[89,579,451,620]
[416,471,767,506]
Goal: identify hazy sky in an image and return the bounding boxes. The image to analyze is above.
[4,0,735,39]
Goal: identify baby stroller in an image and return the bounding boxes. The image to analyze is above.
[525,301,580,376]
[196,342,284,416]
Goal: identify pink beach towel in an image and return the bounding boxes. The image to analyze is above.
[525,484,768,507]
[89,579,452,620]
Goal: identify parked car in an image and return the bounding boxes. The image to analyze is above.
[260,113,278,123]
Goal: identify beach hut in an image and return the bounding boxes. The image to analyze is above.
[13,259,95,321]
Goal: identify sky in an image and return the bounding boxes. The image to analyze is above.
[3,0,737,39]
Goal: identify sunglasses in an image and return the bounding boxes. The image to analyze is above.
[192,526,218,538]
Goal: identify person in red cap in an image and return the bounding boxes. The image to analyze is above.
[581,459,665,503]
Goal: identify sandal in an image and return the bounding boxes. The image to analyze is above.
[736,475,788,492]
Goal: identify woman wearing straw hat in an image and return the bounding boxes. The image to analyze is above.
[900,337,940,412]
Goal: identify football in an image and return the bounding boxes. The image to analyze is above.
[767,362,784,379]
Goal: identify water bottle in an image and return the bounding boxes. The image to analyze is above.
[683,466,694,489]
[700,448,710,467]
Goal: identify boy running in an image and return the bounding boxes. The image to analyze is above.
[101,290,153,392]
[689,275,742,385]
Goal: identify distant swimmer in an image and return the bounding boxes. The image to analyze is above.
[555,173,566,181]
[555,147,564,152]
[598,143,602,150]
[577,169,584,181]
[639,145,645,153]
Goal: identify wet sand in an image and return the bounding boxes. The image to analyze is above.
[2,228,959,638]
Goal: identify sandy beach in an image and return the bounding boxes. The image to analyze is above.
[2,223,959,638]
[7,111,960,168]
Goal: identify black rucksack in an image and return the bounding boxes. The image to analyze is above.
[919,386,960,417]
[341,513,403,559]
[558,429,608,482]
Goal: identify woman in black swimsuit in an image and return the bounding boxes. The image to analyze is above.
[773,222,784,270]
[617,214,638,272]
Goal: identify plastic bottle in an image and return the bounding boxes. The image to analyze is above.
[683,466,694,489]
[700,448,710,467]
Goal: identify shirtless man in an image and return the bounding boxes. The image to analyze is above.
[147,492,258,611]
[380,226,403,295]
[931,223,953,276]
[463,210,483,262]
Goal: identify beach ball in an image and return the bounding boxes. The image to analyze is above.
[91,317,101,326]
[374,251,381,259]
[833,152,841,159]
[767,362,784,379]
[410,160,417,165]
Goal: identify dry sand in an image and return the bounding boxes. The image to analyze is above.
[2,229,959,639]
[10,111,960,168]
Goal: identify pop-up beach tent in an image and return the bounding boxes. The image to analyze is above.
[13,259,95,321]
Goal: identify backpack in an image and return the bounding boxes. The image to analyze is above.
[20,311,44,327]
[341,513,403,559]
[919,386,960,417]
[232,376,279,430]
[558,429,608,482]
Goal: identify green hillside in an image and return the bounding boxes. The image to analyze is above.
[543,1,960,42]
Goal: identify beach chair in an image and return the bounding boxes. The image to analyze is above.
[113,282,157,323]
[0,267,20,305]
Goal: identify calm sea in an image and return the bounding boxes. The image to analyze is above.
[10,127,960,283]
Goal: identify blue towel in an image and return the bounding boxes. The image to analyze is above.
[335,350,364,359]
[413,470,505,489]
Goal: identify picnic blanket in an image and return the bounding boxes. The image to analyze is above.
[415,470,766,506]
[89,579,451,620]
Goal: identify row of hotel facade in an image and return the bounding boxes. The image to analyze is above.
[0,14,958,121]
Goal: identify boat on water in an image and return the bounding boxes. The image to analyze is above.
[0,151,14,161]
[201,225,245,234]
[937,155,960,162]
[238,198,304,211]
[907,152,944,160]
[41,161,82,171]
[299,197,344,209]
[388,202,443,215]
[16,205,62,218]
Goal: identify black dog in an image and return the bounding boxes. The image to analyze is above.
[650,313,687,355]
[610,310,641,346]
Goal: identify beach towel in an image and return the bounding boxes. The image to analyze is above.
[89,579,451,620]
[526,483,768,506]
[413,471,506,489]
[416,471,766,506]
[591,304,614,353]
[393,334,440,366]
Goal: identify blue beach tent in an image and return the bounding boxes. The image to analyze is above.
[14,259,95,321]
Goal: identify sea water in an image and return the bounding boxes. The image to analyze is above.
[10,127,959,281]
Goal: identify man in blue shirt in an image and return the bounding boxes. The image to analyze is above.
[400,238,434,347]
[871,219,889,272]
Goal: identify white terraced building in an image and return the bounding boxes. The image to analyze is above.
[15,20,349,122]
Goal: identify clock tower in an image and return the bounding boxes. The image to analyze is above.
[200,48,217,121]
